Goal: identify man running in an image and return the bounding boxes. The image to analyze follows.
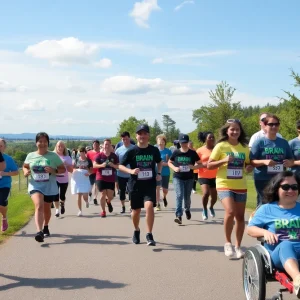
[119,124,163,246]
[115,132,135,213]
[86,140,100,205]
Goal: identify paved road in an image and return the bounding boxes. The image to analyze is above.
[0,185,295,300]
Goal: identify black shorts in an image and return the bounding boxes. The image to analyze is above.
[0,188,10,207]
[96,180,115,192]
[129,190,156,209]
[29,190,57,203]
[55,182,69,201]
[156,175,170,189]
[198,178,216,188]
[89,173,96,185]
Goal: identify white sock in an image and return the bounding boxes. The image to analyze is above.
[55,209,59,214]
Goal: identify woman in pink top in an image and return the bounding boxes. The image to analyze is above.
[53,141,73,217]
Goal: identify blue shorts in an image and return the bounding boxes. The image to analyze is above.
[217,190,247,203]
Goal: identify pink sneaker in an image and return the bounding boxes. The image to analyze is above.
[2,219,8,232]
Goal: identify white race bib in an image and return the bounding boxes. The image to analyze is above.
[32,173,49,182]
[138,169,153,180]
[179,165,190,172]
[227,168,243,179]
[267,164,283,174]
[102,169,112,176]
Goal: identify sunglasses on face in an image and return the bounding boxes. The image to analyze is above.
[266,123,280,127]
[280,184,298,191]
[227,119,240,123]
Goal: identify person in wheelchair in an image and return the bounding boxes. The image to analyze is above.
[248,171,300,298]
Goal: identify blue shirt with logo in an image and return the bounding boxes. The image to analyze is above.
[289,137,300,175]
[159,148,172,176]
[0,154,18,188]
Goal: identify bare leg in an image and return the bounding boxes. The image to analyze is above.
[221,197,235,244]
[44,202,52,226]
[77,193,82,211]
[132,208,141,230]
[145,201,154,233]
[0,206,8,219]
[200,184,210,210]
[209,187,218,208]
[234,202,246,248]
[100,190,107,212]
[31,193,45,232]
[156,186,160,206]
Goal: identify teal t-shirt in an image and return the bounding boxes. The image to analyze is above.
[289,137,300,174]
[25,151,63,195]
[159,148,172,176]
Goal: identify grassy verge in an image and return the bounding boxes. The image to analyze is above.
[0,171,34,244]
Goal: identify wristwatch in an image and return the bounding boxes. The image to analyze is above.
[157,172,161,175]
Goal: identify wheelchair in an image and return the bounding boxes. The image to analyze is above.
[243,237,294,300]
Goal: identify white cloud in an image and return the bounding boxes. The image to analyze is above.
[25,37,100,66]
[0,80,28,92]
[94,58,112,68]
[129,0,161,28]
[74,100,90,108]
[174,1,194,12]
[152,57,163,64]
[17,99,45,111]
[169,86,192,95]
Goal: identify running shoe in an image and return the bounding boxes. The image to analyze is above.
[85,201,89,208]
[146,233,156,246]
[163,197,168,208]
[192,189,196,194]
[235,247,245,259]
[202,209,208,220]
[107,201,113,213]
[35,231,44,243]
[185,210,191,220]
[77,210,82,217]
[88,193,92,202]
[209,207,215,218]
[174,216,182,225]
[100,211,106,218]
[156,204,161,211]
[43,226,50,237]
[293,274,300,298]
[94,199,98,205]
[55,209,60,218]
[120,206,125,214]
[132,230,140,244]
[224,243,234,257]
[1,218,8,232]
[60,203,65,215]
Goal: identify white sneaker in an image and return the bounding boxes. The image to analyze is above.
[192,189,196,194]
[293,274,300,298]
[224,243,234,257]
[86,201,89,208]
[77,211,82,217]
[235,247,245,259]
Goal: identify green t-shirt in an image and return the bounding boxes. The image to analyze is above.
[25,151,63,195]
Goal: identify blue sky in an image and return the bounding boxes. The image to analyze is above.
[0,0,299,137]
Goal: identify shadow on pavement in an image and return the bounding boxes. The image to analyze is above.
[0,273,127,291]
[152,242,224,253]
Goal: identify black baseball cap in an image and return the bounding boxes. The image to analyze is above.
[136,124,150,133]
[178,133,189,143]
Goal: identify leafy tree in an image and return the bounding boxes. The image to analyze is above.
[117,116,148,139]
[150,119,163,145]
[162,115,180,142]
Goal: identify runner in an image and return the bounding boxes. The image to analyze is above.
[249,112,282,147]
[93,139,119,217]
[169,140,179,153]
[155,134,172,210]
[250,114,294,207]
[188,140,198,194]
[196,132,218,220]
[207,119,253,258]
[53,141,73,217]
[115,138,136,150]
[0,139,19,232]
[71,147,93,216]
[168,133,202,225]
[115,132,135,214]
[289,120,300,176]
[0,151,5,171]
[119,124,162,246]
[86,140,101,205]
[23,132,65,242]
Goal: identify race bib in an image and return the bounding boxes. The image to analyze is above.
[32,172,49,182]
[102,169,112,176]
[267,164,283,174]
[138,169,153,180]
[179,165,190,172]
[227,168,243,179]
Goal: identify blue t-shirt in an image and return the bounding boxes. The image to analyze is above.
[250,137,293,181]
[248,202,300,252]
[115,144,135,178]
[0,154,18,188]
[115,139,136,150]
[159,148,172,176]
[289,137,300,174]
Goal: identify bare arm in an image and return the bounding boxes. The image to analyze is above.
[247,226,278,245]
[207,155,233,170]
[168,160,180,173]
[23,163,31,177]
[0,170,19,177]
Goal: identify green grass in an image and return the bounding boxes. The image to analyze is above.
[0,171,34,244]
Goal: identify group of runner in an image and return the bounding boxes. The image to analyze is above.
[0,112,300,258]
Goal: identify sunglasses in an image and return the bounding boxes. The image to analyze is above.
[266,123,280,127]
[227,119,240,123]
[280,184,298,191]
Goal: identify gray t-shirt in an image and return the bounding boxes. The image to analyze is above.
[289,137,300,174]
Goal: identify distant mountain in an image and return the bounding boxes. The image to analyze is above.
[0,133,108,140]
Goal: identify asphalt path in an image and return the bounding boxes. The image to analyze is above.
[0,185,295,300]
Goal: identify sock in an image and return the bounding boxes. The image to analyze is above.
[55,209,59,214]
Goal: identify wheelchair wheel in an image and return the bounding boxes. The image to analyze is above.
[243,247,266,300]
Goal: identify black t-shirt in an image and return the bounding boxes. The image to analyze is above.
[121,145,162,192]
[170,149,200,180]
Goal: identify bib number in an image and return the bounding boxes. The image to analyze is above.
[102,169,112,176]
[138,169,153,180]
[227,168,243,179]
[32,173,49,182]
[267,164,283,174]
[179,165,190,172]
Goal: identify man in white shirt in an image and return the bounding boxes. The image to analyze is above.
[249,112,282,147]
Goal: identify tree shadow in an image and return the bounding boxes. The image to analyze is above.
[152,242,225,253]
[0,273,127,291]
